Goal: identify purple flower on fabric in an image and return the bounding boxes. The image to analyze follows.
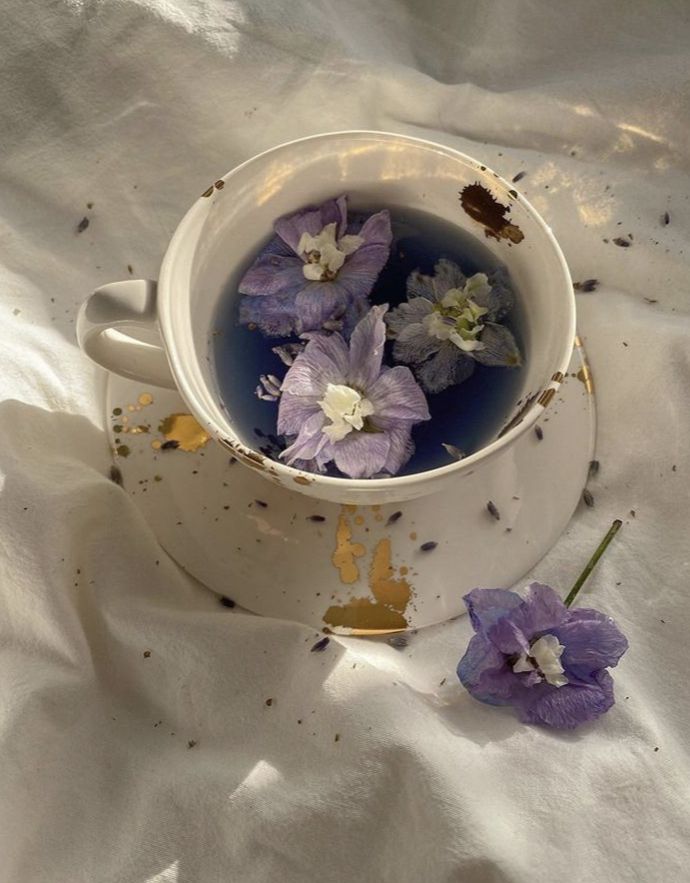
[239,195,392,337]
[386,259,521,394]
[457,584,628,729]
[277,305,430,478]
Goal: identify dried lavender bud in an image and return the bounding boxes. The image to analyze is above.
[386,511,403,526]
[574,279,599,292]
[487,501,501,521]
[311,637,330,652]
[255,386,278,402]
[442,443,465,460]
[419,541,438,552]
[272,342,304,366]
[260,374,282,397]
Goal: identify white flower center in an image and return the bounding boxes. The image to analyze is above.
[512,634,568,687]
[298,223,364,282]
[318,383,375,442]
[422,273,491,352]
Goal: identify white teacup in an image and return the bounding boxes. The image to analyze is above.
[77,131,574,506]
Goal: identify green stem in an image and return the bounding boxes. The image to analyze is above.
[564,519,622,608]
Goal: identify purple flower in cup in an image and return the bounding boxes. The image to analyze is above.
[277,305,430,478]
[457,584,628,729]
[386,259,521,394]
[239,195,392,337]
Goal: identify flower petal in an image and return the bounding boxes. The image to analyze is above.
[281,333,350,397]
[347,305,388,390]
[457,633,517,706]
[367,366,430,421]
[238,251,308,298]
[281,410,331,464]
[332,210,392,302]
[486,583,568,654]
[238,293,300,337]
[463,588,524,633]
[554,609,629,678]
[406,270,438,302]
[381,421,414,475]
[474,267,515,320]
[472,323,522,368]
[277,393,320,437]
[358,209,393,249]
[291,453,329,474]
[274,196,347,254]
[335,246,389,301]
[332,430,390,479]
[415,343,475,394]
[432,258,468,298]
[516,670,615,729]
[374,417,415,475]
[341,295,371,339]
[331,195,349,238]
[406,258,467,303]
[392,322,440,365]
[386,297,434,337]
[294,282,345,332]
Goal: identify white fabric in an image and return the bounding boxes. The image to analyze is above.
[1,2,689,880]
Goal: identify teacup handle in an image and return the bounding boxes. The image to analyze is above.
[76,279,176,389]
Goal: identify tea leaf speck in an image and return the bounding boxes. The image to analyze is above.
[487,501,501,521]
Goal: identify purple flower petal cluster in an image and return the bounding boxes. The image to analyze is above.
[239,195,392,337]
[457,584,628,729]
[277,305,430,478]
[234,195,524,479]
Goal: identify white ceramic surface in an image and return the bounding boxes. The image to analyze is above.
[105,341,595,634]
[79,130,575,506]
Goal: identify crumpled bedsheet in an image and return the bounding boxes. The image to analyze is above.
[1,2,689,881]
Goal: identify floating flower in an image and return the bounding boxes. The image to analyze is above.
[277,305,430,478]
[386,258,521,394]
[457,583,628,729]
[239,195,392,337]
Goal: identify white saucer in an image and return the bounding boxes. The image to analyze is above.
[106,341,595,634]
